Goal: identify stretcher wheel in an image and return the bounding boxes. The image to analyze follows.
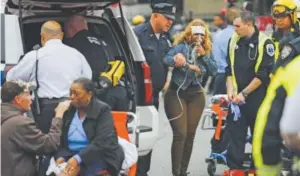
[207,160,216,176]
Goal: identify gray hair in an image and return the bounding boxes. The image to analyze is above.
[1,80,35,102]
[239,10,256,25]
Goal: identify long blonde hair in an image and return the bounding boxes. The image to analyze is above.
[173,19,212,54]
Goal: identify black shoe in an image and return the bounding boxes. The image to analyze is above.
[180,172,190,176]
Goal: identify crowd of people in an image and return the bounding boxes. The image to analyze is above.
[2,0,300,176]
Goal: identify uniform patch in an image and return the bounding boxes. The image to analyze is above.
[172,6,176,13]
[280,45,292,60]
[87,37,101,45]
[101,40,107,46]
[266,44,275,57]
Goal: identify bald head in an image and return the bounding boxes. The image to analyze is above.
[41,21,63,37]
[40,21,63,45]
[64,15,88,38]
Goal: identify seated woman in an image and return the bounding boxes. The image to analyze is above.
[55,77,124,176]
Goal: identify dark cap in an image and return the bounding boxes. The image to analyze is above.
[151,1,176,20]
[1,80,36,102]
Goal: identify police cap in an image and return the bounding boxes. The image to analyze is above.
[150,0,176,20]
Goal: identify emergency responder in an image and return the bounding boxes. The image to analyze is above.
[64,15,130,111]
[132,15,146,26]
[280,83,300,176]
[253,37,300,176]
[134,0,175,175]
[223,11,275,176]
[64,15,113,80]
[271,0,300,61]
[281,83,300,150]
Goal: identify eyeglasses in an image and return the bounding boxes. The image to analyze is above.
[272,5,290,14]
[272,13,290,19]
[234,25,241,28]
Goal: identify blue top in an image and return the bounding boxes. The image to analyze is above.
[212,25,235,73]
[164,42,217,91]
[68,110,88,164]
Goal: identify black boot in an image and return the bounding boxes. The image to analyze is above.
[180,172,190,176]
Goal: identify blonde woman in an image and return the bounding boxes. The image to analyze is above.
[163,19,216,176]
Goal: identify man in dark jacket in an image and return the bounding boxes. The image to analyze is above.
[224,11,274,175]
[1,80,70,176]
[64,15,129,111]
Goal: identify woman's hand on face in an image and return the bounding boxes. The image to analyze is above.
[188,65,201,75]
[173,53,186,67]
[55,100,71,118]
[195,45,205,56]
[61,157,80,176]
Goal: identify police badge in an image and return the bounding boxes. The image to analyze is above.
[280,45,292,60]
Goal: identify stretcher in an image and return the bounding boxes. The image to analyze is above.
[201,95,252,176]
[202,95,294,176]
[112,111,139,176]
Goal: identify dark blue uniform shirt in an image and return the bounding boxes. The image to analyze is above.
[134,22,171,92]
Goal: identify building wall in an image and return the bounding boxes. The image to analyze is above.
[184,0,226,18]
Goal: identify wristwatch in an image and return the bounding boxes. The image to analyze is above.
[241,91,249,98]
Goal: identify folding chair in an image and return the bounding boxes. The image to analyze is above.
[111,111,139,176]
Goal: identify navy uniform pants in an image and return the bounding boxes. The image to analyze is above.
[226,92,264,170]
[32,98,67,176]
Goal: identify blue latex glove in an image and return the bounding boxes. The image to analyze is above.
[229,101,246,121]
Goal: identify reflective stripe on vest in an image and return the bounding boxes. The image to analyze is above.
[269,33,279,61]
[274,41,280,61]
[229,32,270,94]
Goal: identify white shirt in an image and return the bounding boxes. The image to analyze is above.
[6,39,92,98]
[155,33,160,40]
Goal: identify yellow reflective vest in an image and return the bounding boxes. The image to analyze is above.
[229,32,271,95]
[253,55,300,176]
[274,41,280,61]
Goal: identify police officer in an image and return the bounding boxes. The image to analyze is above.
[134,0,175,175]
[134,1,175,110]
[64,15,130,111]
[271,0,300,61]
[223,11,274,176]
[253,37,300,176]
[64,15,114,80]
